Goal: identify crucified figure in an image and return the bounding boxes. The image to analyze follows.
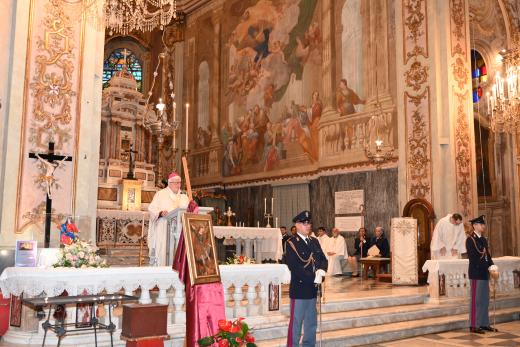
[35,153,69,199]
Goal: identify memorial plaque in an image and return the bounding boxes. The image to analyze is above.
[335,190,364,215]
[335,216,363,231]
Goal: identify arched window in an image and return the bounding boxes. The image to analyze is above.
[103,48,143,91]
[471,49,487,103]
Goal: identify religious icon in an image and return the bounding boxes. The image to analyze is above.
[513,270,520,289]
[9,294,23,327]
[35,153,69,199]
[75,289,93,328]
[268,283,279,311]
[439,274,446,296]
[182,213,221,285]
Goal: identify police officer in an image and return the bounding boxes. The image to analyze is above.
[467,215,498,334]
[285,211,328,347]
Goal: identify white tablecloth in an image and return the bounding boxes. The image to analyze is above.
[213,226,283,261]
[0,264,291,297]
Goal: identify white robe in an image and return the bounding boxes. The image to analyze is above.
[147,187,190,266]
[430,214,467,260]
[324,235,348,275]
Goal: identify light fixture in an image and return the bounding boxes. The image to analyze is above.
[104,0,178,35]
[364,44,395,168]
[487,33,520,134]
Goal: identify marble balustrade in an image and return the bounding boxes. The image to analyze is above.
[422,257,520,303]
[0,264,290,346]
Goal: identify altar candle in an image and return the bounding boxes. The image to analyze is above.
[257,221,260,228]
[271,198,274,213]
[185,103,189,150]
[173,102,176,121]
[264,198,267,214]
[275,217,278,228]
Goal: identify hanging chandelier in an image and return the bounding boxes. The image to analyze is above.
[487,34,520,134]
[104,0,178,35]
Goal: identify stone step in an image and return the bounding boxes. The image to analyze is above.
[280,293,428,315]
[257,295,520,341]
[256,303,520,346]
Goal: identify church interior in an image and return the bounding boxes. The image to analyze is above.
[1,0,520,346]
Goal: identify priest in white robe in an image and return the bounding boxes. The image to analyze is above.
[324,227,349,276]
[148,172,190,266]
[430,213,466,260]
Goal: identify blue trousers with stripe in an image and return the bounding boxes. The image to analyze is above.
[287,298,317,347]
[469,279,490,328]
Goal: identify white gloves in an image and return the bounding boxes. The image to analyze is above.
[314,269,326,284]
[489,265,499,272]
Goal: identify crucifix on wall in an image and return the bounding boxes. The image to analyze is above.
[29,142,72,248]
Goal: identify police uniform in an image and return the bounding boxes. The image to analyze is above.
[285,211,327,347]
[466,215,496,334]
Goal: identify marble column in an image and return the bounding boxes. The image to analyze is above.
[319,0,337,120]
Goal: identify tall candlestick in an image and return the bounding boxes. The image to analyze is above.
[185,103,189,150]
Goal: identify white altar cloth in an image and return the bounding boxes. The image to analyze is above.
[0,264,291,297]
[421,256,520,301]
[213,226,283,261]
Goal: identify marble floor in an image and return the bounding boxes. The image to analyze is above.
[372,320,520,346]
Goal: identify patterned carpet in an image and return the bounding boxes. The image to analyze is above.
[371,321,520,346]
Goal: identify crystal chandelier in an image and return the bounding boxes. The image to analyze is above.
[487,34,520,133]
[104,0,178,35]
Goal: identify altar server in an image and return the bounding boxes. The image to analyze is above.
[286,211,327,347]
[148,172,190,266]
[323,227,349,276]
[467,215,497,334]
[430,213,466,259]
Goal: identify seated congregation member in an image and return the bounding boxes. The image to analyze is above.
[323,227,348,276]
[354,227,371,258]
[371,226,390,257]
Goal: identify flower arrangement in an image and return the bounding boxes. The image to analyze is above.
[225,254,255,265]
[53,239,108,268]
[198,318,256,347]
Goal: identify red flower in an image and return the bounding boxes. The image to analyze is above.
[239,255,244,263]
[230,324,241,333]
[218,319,232,332]
[245,334,255,343]
[218,339,229,347]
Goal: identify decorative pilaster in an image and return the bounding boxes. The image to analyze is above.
[401,0,433,202]
[449,0,475,217]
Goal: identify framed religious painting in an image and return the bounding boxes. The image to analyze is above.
[182,213,221,285]
[10,294,23,327]
[268,283,280,311]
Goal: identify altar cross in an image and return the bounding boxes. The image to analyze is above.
[29,142,72,248]
[224,206,236,226]
[124,145,138,179]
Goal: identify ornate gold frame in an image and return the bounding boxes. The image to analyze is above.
[182,213,221,285]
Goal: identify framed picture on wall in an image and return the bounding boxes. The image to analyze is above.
[182,213,221,285]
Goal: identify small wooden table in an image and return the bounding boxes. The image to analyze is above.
[360,257,391,280]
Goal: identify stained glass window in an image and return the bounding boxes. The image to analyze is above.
[103,48,143,91]
[471,49,487,103]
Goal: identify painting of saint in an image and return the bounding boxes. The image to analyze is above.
[182,213,221,285]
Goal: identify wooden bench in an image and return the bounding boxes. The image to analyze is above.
[360,257,391,280]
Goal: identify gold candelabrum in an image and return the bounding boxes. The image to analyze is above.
[487,34,520,134]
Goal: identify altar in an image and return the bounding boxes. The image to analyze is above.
[213,226,283,262]
[422,256,520,303]
[0,264,291,346]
